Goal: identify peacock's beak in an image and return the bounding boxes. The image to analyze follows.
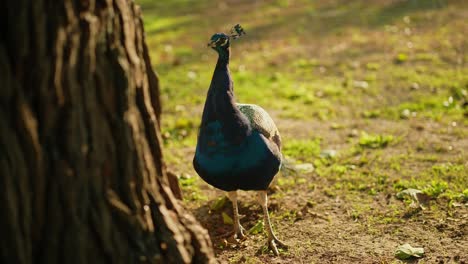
[207,40,217,47]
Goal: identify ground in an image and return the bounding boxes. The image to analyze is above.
[138,0,467,263]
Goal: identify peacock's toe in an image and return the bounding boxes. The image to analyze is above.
[267,236,288,256]
[233,225,247,240]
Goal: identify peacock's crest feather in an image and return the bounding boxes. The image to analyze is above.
[230,24,246,39]
[207,24,246,48]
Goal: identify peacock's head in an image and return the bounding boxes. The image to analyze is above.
[207,24,246,53]
[208,33,230,51]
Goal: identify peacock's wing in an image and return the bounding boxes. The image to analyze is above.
[237,103,282,150]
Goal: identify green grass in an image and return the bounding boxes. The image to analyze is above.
[358,132,394,149]
[283,138,321,161]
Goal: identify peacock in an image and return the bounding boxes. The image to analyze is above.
[193,24,287,255]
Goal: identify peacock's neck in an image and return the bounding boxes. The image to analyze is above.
[200,48,251,143]
[216,48,230,66]
[207,52,235,116]
[213,55,232,94]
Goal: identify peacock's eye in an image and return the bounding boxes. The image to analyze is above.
[219,37,228,46]
[212,37,228,47]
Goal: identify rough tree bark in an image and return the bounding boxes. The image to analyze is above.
[0,0,215,263]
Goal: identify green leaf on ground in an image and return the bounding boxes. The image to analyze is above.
[395,243,424,259]
[395,53,408,64]
[222,212,233,225]
[211,196,228,211]
[248,221,264,235]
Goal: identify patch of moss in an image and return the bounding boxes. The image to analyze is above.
[283,138,321,161]
[359,132,394,149]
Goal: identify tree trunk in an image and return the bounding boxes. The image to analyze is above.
[0,0,214,263]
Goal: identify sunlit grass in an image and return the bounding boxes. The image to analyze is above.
[138,0,467,179]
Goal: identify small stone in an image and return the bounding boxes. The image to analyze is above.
[320,149,337,159]
[175,105,186,112]
[353,80,369,89]
[410,82,420,90]
[401,109,410,119]
[403,16,411,24]
[180,173,191,179]
[187,71,197,79]
[164,45,173,53]
[348,129,359,137]
[404,27,412,35]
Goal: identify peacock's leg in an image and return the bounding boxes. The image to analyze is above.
[227,191,246,239]
[257,190,287,255]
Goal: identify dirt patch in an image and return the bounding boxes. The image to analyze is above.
[180,117,467,263]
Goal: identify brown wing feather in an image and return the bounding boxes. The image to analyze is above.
[237,103,282,151]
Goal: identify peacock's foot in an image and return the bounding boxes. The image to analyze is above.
[267,236,288,256]
[233,225,247,240]
[226,225,247,244]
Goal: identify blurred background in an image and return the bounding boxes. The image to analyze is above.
[137,0,467,261]
[138,0,467,174]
